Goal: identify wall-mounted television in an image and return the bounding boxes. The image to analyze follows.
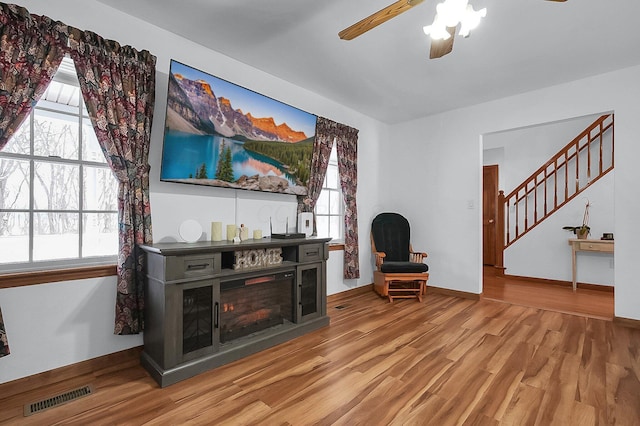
[160,60,317,195]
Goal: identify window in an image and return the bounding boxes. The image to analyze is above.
[315,144,344,241]
[0,57,118,272]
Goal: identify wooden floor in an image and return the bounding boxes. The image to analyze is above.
[482,266,615,320]
[1,289,639,425]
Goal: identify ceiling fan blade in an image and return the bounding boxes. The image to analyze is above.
[339,0,425,40]
[429,27,456,59]
[545,0,567,2]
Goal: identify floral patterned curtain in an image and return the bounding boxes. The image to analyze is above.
[298,116,335,216]
[335,124,360,279]
[0,2,69,358]
[0,307,8,358]
[301,117,360,279]
[0,2,67,150]
[68,29,156,335]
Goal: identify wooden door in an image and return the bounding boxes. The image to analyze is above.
[483,165,499,266]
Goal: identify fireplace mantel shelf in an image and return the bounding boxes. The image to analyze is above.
[141,236,331,255]
[139,237,331,387]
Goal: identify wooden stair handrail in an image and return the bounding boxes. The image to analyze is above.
[502,114,614,249]
[504,115,613,201]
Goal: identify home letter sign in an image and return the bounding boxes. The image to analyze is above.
[234,248,283,270]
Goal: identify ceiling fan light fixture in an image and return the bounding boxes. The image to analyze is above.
[423,15,452,40]
[425,0,486,41]
[436,0,469,27]
[458,5,487,38]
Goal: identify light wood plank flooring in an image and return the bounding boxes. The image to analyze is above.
[1,289,638,425]
[483,266,614,320]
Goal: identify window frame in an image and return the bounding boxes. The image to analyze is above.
[0,58,118,275]
[314,144,345,243]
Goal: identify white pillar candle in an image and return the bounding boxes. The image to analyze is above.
[253,229,262,240]
[226,224,237,242]
[240,225,249,241]
[211,222,222,241]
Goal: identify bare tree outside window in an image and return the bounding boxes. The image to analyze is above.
[0,57,118,270]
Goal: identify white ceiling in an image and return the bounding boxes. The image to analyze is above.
[96,0,640,124]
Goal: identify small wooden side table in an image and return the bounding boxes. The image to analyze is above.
[568,238,614,291]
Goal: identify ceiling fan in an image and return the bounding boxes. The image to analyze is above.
[338,0,568,59]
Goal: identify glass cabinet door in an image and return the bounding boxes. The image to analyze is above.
[297,263,323,322]
[176,279,219,364]
[182,285,213,354]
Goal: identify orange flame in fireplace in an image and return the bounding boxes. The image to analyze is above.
[252,309,270,321]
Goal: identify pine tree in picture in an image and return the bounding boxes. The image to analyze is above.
[216,145,234,182]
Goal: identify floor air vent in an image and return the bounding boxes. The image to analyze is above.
[334,305,347,310]
[24,384,94,417]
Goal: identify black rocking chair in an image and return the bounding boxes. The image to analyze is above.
[371,212,429,302]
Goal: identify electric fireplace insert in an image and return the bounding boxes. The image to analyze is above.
[219,270,295,344]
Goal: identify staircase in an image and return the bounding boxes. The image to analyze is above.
[499,114,614,249]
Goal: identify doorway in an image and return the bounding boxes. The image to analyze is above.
[480,115,615,318]
[481,114,614,284]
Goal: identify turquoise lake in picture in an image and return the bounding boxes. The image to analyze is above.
[160,131,296,185]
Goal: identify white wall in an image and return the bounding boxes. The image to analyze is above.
[0,278,143,381]
[384,65,640,322]
[484,114,600,191]
[504,173,614,285]
[484,114,614,285]
[0,0,383,384]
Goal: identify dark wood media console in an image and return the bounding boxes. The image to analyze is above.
[139,237,331,387]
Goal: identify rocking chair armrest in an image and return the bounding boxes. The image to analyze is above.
[409,251,428,263]
[374,251,386,268]
[409,244,427,259]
